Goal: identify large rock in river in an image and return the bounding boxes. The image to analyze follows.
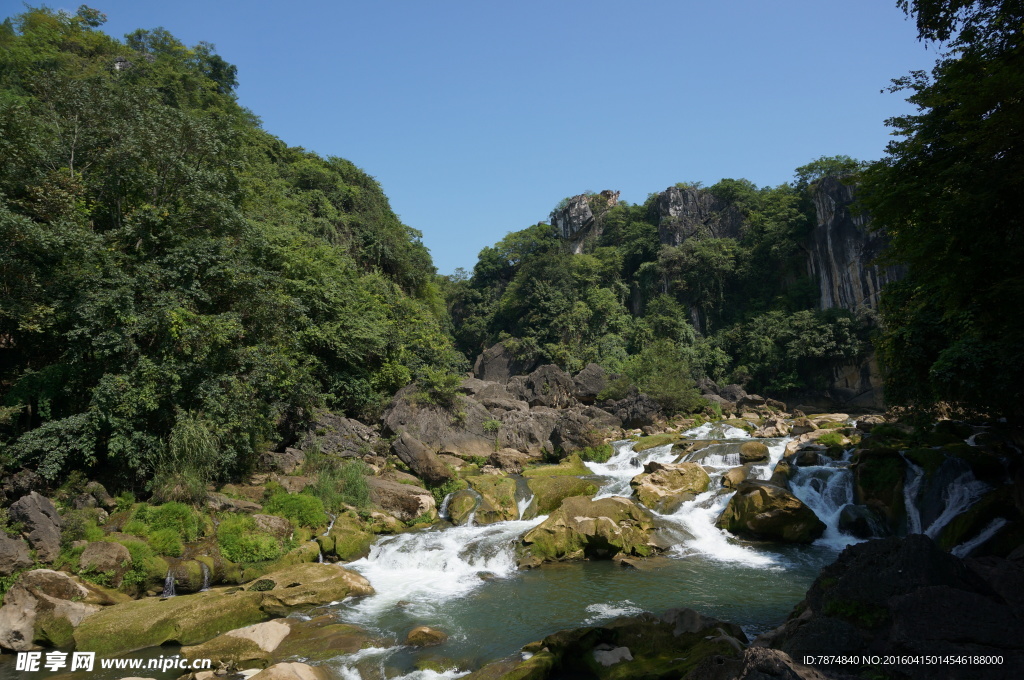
[759,535,1024,679]
[0,569,127,651]
[518,496,661,567]
[73,563,373,655]
[629,461,710,514]
[716,480,825,543]
[367,477,436,522]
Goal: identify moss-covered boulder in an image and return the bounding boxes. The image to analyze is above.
[527,476,599,515]
[73,563,373,655]
[522,454,590,478]
[181,615,382,669]
[739,441,769,463]
[317,513,375,561]
[463,608,746,680]
[716,480,825,543]
[467,476,520,524]
[629,462,710,514]
[0,569,129,651]
[852,448,906,522]
[518,496,659,567]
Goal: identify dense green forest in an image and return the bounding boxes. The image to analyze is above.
[1,0,1020,498]
[0,7,464,489]
[441,161,873,405]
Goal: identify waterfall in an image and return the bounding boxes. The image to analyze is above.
[901,454,925,535]
[199,562,211,592]
[323,513,337,536]
[789,451,859,550]
[161,569,176,598]
[517,493,534,520]
[439,492,454,520]
[952,518,1008,558]
[345,516,545,621]
[923,472,991,539]
[901,452,991,538]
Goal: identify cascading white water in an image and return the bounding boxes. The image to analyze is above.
[923,473,991,539]
[789,450,860,550]
[345,516,547,621]
[517,493,534,520]
[901,453,925,534]
[161,569,176,598]
[952,517,1008,558]
[199,561,211,592]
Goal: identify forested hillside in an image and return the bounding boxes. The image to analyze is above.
[442,158,881,410]
[0,8,464,490]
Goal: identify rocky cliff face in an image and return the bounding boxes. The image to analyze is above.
[808,177,904,409]
[550,191,619,254]
[655,185,745,246]
[808,177,904,313]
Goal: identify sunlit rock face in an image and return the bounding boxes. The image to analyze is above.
[808,176,904,314]
[655,185,745,245]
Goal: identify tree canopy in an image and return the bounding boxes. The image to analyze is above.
[0,7,463,488]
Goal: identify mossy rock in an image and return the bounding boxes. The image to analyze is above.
[74,563,373,655]
[739,441,769,463]
[466,476,520,524]
[853,448,905,520]
[632,434,682,452]
[527,476,599,515]
[324,514,375,561]
[630,463,710,514]
[519,496,658,566]
[181,615,382,668]
[447,489,479,525]
[523,454,590,477]
[716,480,825,543]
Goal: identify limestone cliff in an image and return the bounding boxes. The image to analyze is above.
[550,190,619,254]
[654,185,745,246]
[808,177,904,409]
[807,177,904,313]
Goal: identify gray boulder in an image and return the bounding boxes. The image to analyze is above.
[508,364,577,409]
[9,493,63,563]
[472,342,539,384]
[0,535,33,577]
[366,477,436,522]
[572,363,607,404]
[298,412,378,458]
[391,432,453,486]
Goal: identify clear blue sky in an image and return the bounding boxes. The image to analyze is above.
[17,1,939,274]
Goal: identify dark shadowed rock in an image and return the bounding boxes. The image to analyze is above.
[656,185,745,246]
[508,364,577,409]
[472,342,539,384]
[382,385,494,459]
[760,535,1024,679]
[9,493,63,563]
[298,413,377,458]
[572,363,607,404]
[391,432,453,486]
[261,448,305,474]
[608,392,662,428]
[0,535,33,577]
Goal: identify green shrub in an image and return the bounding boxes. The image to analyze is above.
[302,444,371,511]
[264,493,328,528]
[578,444,613,463]
[483,419,502,434]
[148,502,200,541]
[818,432,846,449]
[148,528,183,557]
[217,514,283,563]
[115,492,136,513]
[413,367,463,408]
[429,478,468,507]
[122,520,149,537]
